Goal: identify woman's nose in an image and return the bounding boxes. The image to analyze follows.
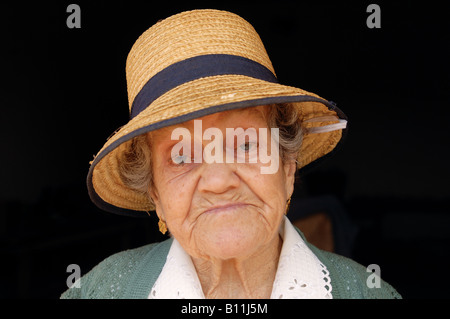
[197,162,240,194]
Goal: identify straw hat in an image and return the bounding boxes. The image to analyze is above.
[87,9,348,217]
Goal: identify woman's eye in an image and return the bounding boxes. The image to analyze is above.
[239,142,257,152]
[172,154,190,165]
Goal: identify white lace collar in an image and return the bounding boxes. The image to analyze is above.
[149,216,332,299]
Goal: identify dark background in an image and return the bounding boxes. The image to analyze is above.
[1,0,449,299]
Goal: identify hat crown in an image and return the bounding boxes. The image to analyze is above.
[125,9,275,110]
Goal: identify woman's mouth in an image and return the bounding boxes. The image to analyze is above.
[204,203,248,214]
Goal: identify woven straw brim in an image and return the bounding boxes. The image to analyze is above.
[88,74,345,216]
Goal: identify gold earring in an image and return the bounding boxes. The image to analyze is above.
[285,197,292,215]
[158,218,167,235]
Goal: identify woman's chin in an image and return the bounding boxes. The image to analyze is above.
[196,222,266,260]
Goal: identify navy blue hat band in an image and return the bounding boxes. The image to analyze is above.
[130,54,278,119]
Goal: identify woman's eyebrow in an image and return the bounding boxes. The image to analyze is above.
[206,105,267,122]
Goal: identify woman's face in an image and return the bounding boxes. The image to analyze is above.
[149,106,296,261]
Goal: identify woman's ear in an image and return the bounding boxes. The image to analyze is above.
[149,187,165,220]
[283,158,297,198]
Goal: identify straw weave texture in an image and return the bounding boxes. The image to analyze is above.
[126,10,274,109]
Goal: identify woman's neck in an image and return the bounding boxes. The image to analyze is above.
[192,234,282,299]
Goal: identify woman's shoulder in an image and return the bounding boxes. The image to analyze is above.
[310,245,402,299]
[60,238,173,299]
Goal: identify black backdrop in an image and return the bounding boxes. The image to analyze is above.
[1,0,449,299]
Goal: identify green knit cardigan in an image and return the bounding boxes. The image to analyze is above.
[60,229,401,299]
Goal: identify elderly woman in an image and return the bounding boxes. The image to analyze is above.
[61,9,400,299]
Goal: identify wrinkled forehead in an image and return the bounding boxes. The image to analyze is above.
[148,105,270,141]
